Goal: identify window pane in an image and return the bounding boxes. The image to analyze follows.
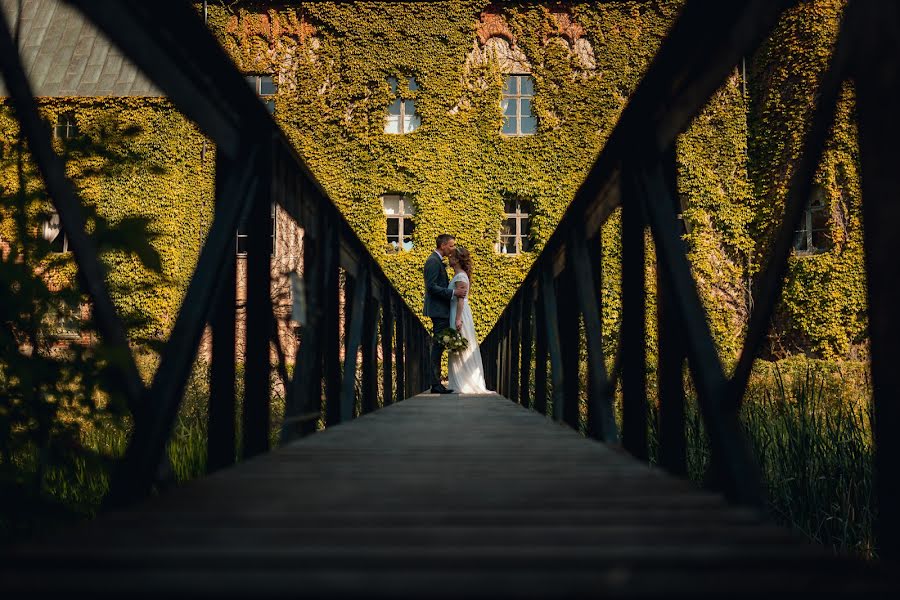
[501,98,516,116]
[502,75,514,95]
[386,218,399,237]
[811,228,830,250]
[502,116,516,135]
[407,113,421,133]
[408,77,418,91]
[385,114,400,134]
[383,195,401,215]
[401,195,415,215]
[503,198,516,214]
[519,199,532,215]
[506,217,517,235]
[811,205,829,232]
[502,237,517,254]
[520,116,537,134]
[520,98,532,117]
[388,98,402,116]
[387,77,398,94]
[259,75,277,95]
[403,219,414,237]
[245,75,258,92]
[403,101,419,132]
[521,218,533,252]
[519,75,534,96]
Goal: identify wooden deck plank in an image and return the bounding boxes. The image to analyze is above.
[1,393,893,597]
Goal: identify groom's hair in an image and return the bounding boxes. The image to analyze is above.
[435,234,455,248]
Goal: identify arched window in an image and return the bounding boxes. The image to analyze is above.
[497,198,533,254]
[385,77,420,134]
[501,74,536,136]
[383,193,415,252]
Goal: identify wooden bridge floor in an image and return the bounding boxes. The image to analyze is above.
[2,393,892,597]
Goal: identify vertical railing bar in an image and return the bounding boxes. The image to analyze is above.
[242,136,274,459]
[569,231,617,442]
[395,303,406,402]
[510,296,521,404]
[534,276,549,416]
[209,150,237,471]
[340,264,368,422]
[381,285,394,407]
[558,263,581,430]
[621,163,649,461]
[656,144,687,475]
[519,288,534,409]
[322,218,341,427]
[361,278,379,415]
[541,268,565,423]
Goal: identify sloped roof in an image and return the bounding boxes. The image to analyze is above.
[0,0,162,97]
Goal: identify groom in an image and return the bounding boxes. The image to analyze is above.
[424,234,468,394]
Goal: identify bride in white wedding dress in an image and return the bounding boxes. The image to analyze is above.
[447,246,491,394]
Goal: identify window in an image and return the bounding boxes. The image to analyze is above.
[246,74,277,114]
[501,75,536,136]
[54,112,78,140]
[41,212,69,253]
[497,198,533,254]
[383,193,415,252]
[385,77,420,134]
[46,301,82,339]
[794,187,831,253]
[237,202,277,256]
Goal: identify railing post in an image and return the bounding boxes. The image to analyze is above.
[541,269,565,423]
[361,280,379,415]
[242,138,274,459]
[519,289,534,409]
[570,231,617,443]
[854,1,900,559]
[209,150,237,472]
[395,306,406,401]
[657,146,687,475]
[341,265,368,422]
[534,276,549,416]
[381,287,394,407]
[323,220,341,427]
[510,296,521,404]
[558,262,581,430]
[621,164,649,461]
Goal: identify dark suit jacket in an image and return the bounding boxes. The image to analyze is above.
[423,251,453,320]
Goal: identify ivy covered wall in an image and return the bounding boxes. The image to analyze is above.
[0,1,863,362]
[748,0,865,359]
[208,0,755,352]
[0,99,213,343]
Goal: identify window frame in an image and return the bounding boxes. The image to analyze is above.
[245,74,277,114]
[794,188,831,254]
[54,111,78,140]
[496,198,533,255]
[385,77,421,135]
[501,74,537,137]
[382,193,415,252]
[236,201,277,257]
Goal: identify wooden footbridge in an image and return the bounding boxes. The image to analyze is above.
[2,1,899,596]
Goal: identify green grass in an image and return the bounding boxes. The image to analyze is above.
[643,358,875,559]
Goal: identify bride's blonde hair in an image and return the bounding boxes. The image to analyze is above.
[452,246,473,280]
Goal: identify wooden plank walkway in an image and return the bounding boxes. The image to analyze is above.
[2,394,892,597]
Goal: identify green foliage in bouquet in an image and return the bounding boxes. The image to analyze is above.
[435,327,468,353]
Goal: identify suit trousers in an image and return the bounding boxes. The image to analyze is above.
[430,317,450,387]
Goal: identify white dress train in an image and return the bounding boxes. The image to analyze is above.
[447,272,490,393]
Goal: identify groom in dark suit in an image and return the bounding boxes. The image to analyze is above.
[424,233,468,394]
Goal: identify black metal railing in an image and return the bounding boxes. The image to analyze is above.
[0,0,431,509]
[481,0,900,559]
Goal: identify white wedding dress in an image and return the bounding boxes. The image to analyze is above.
[447,272,490,393]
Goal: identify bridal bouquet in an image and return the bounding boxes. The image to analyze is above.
[436,327,469,353]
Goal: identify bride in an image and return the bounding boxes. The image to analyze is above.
[447,246,490,393]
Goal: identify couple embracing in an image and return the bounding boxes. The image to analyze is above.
[423,234,490,394]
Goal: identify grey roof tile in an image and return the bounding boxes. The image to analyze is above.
[0,0,162,97]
